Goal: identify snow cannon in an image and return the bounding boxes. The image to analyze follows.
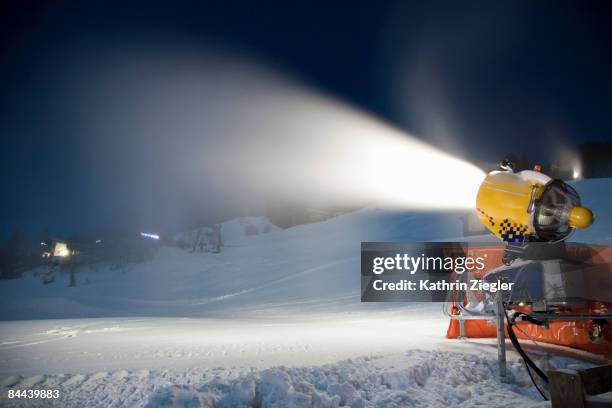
[447,160,612,389]
[475,162,593,264]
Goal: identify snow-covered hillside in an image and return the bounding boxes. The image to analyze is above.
[173,216,280,249]
[0,209,478,320]
[0,178,610,407]
[2,178,610,321]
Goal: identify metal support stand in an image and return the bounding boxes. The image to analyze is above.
[458,319,465,339]
[495,295,507,378]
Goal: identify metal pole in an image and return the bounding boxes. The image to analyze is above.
[495,294,507,378]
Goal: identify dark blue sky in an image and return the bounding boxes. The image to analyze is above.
[1,1,611,239]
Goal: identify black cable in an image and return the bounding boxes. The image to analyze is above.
[513,312,546,327]
[512,320,548,401]
[524,357,549,400]
[503,308,549,383]
[502,307,550,401]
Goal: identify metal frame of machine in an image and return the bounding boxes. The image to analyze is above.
[446,161,611,402]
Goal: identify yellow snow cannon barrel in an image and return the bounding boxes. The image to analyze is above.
[475,167,594,243]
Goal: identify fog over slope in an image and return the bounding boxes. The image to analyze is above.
[1,178,609,321]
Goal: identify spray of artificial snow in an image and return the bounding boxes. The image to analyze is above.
[79,50,485,212]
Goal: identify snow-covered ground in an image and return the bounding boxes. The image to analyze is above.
[173,216,280,250]
[0,311,568,408]
[0,178,610,407]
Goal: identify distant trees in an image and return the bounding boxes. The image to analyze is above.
[211,224,222,253]
[100,235,157,271]
[0,242,12,279]
[0,225,163,285]
[0,229,28,279]
[39,227,51,247]
[68,264,76,287]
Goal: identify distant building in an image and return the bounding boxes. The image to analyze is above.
[41,240,80,261]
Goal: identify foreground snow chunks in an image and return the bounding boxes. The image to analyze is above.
[257,369,293,406]
[209,352,543,408]
[0,351,550,408]
[0,376,21,388]
[235,377,257,405]
[327,381,364,408]
[221,368,350,408]
[294,380,341,408]
[382,363,431,390]
[145,385,217,408]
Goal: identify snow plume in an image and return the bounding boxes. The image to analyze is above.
[77,47,484,227]
[199,73,486,210]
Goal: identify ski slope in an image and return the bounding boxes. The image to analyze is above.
[0,178,610,407]
[0,210,479,320]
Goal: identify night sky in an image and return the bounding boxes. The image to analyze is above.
[1,1,611,239]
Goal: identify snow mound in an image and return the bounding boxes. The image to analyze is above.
[220,216,281,244]
[174,216,280,248]
[0,350,555,408]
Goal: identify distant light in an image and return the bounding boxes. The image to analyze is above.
[573,167,581,179]
[53,242,70,258]
[54,242,70,258]
[140,232,160,240]
[95,239,102,244]
[40,242,47,246]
